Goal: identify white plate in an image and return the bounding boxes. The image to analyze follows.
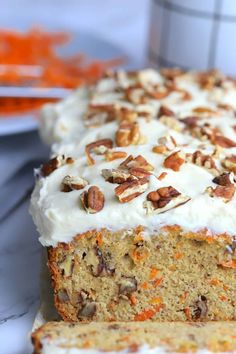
[0,31,124,136]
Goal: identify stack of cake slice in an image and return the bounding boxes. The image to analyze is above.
[31,68,236,353]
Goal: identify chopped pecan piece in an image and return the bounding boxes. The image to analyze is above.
[163,151,185,171]
[182,116,199,128]
[119,276,137,296]
[61,175,88,192]
[115,178,149,203]
[193,295,208,320]
[80,186,105,213]
[212,172,234,186]
[159,115,183,132]
[78,302,97,319]
[116,107,138,122]
[41,155,70,176]
[115,121,143,147]
[192,107,218,116]
[206,173,235,202]
[211,135,236,148]
[57,289,70,303]
[157,105,175,118]
[160,67,184,80]
[105,150,127,162]
[124,84,148,104]
[85,139,113,165]
[85,104,116,126]
[144,186,190,214]
[222,155,236,173]
[187,150,218,175]
[119,155,154,172]
[102,169,135,184]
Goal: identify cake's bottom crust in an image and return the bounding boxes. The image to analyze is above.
[32,321,236,354]
[48,226,236,322]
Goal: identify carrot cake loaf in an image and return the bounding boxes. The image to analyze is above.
[32,321,236,353]
[30,68,236,322]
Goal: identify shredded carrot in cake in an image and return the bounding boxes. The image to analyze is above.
[149,266,159,280]
[219,260,236,269]
[0,27,122,116]
[134,304,163,321]
[152,277,163,288]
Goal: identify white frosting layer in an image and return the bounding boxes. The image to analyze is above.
[32,69,236,246]
[41,343,236,354]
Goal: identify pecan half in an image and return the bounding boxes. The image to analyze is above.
[115,178,149,203]
[144,186,190,214]
[163,151,185,171]
[41,155,72,176]
[80,186,105,213]
[119,155,154,172]
[115,121,143,147]
[101,169,136,184]
[85,139,113,165]
[222,155,236,173]
[61,175,88,192]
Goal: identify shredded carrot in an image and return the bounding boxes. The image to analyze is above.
[149,297,162,305]
[184,307,192,321]
[96,233,103,246]
[173,252,184,260]
[209,278,221,286]
[149,266,159,280]
[219,295,227,301]
[219,260,236,269]
[223,284,229,291]
[140,282,149,290]
[132,248,150,262]
[179,291,189,303]
[152,277,163,288]
[134,304,163,321]
[0,27,122,116]
[129,294,137,306]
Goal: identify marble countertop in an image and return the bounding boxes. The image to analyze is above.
[0,1,150,353]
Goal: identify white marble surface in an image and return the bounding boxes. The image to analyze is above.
[0,1,150,353]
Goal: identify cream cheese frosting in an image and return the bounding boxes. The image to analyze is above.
[31,68,236,247]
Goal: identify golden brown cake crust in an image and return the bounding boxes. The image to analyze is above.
[47,227,236,323]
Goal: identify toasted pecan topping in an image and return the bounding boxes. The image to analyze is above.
[102,169,136,184]
[182,116,199,128]
[207,173,235,202]
[85,139,113,165]
[192,107,218,116]
[80,186,105,213]
[84,104,116,126]
[153,135,177,155]
[116,107,138,123]
[206,184,235,202]
[105,150,128,162]
[124,84,148,104]
[115,178,149,203]
[41,155,73,177]
[61,175,88,192]
[115,121,143,147]
[212,172,234,186]
[144,186,190,214]
[222,155,236,173]
[160,67,185,80]
[159,115,183,132]
[198,69,225,90]
[163,151,185,171]
[187,150,218,175]
[157,105,175,118]
[211,135,236,148]
[119,155,154,172]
